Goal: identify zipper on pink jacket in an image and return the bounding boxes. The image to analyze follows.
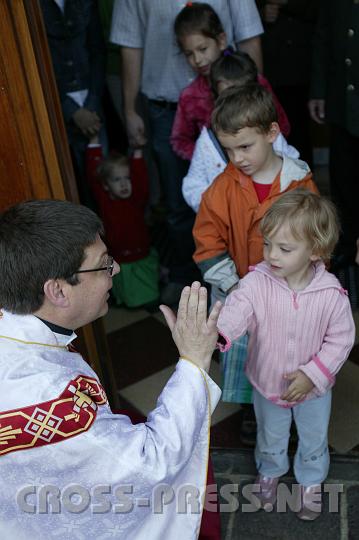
[292,292,299,309]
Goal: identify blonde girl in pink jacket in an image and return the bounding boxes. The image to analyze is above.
[217,189,355,521]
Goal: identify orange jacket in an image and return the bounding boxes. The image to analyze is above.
[193,156,318,278]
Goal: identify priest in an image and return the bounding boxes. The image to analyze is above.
[0,199,222,539]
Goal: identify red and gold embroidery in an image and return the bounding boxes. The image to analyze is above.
[0,375,107,456]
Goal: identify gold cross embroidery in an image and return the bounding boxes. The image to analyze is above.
[74,390,94,409]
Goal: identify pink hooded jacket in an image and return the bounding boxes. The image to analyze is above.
[217,261,355,407]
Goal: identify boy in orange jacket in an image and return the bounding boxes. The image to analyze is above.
[193,83,317,440]
[194,83,317,293]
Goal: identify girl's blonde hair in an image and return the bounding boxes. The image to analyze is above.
[260,189,340,261]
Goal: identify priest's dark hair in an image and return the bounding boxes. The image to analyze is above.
[0,199,104,314]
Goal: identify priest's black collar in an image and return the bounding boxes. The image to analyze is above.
[36,317,73,336]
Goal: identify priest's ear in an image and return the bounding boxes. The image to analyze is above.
[43,279,71,308]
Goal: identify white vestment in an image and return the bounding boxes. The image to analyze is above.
[0,311,221,539]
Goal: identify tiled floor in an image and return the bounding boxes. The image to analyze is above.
[212,449,359,539]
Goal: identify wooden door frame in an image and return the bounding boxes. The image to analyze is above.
[0,0,119,407]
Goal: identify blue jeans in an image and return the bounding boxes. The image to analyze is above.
[148,101,199,283]
[253,388,331,486]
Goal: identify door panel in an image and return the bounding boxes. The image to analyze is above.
[0,0,119,407]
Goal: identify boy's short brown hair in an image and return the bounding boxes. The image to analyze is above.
[260,189,340,261]
[96,153,129,183]
[211,83,278,135]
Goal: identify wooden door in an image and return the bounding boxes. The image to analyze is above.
[0,0,119,407]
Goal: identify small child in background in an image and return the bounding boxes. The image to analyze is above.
[182,48,299,212]
[171,2,290,161]
[86,139,159,308]
[217,189,355,519]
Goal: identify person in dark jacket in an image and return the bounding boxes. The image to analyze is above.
[40,0,107,204]
[256,0,320,166]
[309,0,359,267]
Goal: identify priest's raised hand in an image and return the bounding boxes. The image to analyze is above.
[160,281,222,373]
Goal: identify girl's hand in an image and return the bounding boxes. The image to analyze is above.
[281,370,314,402]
